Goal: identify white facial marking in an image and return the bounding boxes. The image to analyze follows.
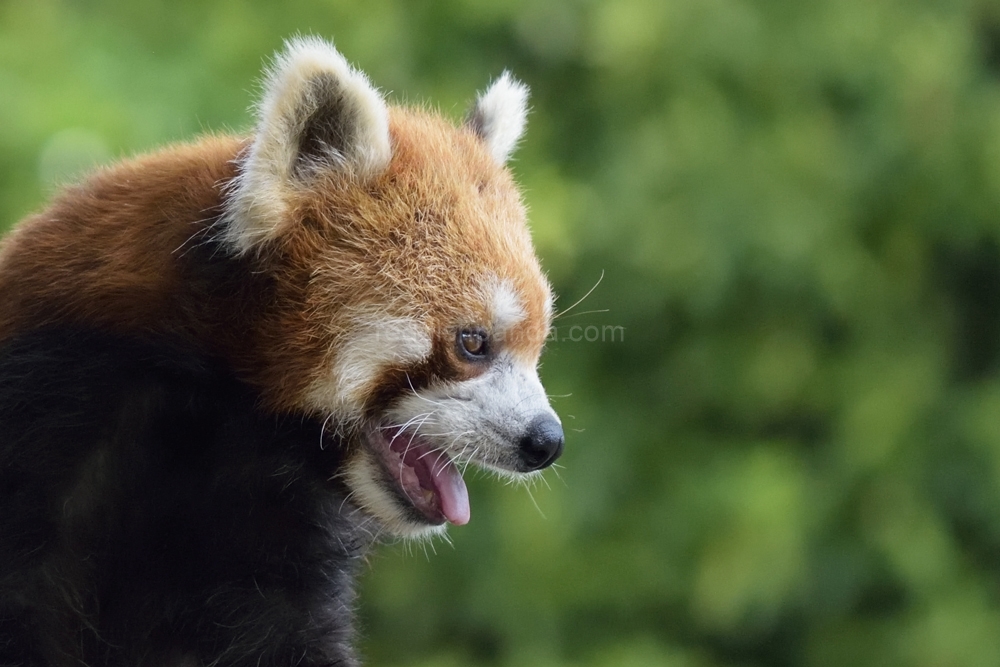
[467,71,529,164]
[487,279,526,336]
[304,314,431,418]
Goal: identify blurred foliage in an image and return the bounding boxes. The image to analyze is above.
[7,0,1000,665]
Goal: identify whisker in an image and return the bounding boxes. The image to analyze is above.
[385,412,434,442]
[396,414,435,497]
[404,373,447,407]
[551,308,609,320]
[553,269,604,320]
[524,485,546,520]
[319,412,337,450]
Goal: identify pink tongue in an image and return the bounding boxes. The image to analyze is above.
[429,455,470,526]
[394,435,471,526]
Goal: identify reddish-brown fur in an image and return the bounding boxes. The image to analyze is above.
[0,109,549,415]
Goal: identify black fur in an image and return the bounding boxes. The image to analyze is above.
[0,328,371,666]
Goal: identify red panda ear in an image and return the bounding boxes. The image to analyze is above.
[223,36,392,254]
[467,72,529,165]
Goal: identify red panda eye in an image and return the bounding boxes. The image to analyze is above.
[458,329,489,359]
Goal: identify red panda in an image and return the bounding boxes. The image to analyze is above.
[0,37,562,666]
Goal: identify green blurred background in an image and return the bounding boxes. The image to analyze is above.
[6,1,1000,665]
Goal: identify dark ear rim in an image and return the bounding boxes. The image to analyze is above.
[467,71,529,164]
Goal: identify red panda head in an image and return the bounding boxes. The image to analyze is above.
[222,38,562,538]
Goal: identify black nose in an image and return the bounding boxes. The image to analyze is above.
[518,414,564,471]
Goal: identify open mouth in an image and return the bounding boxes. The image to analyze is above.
[366,425,471,526]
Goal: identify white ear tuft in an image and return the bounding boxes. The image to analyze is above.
[467,71,529,164]
[223,36,392,254]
